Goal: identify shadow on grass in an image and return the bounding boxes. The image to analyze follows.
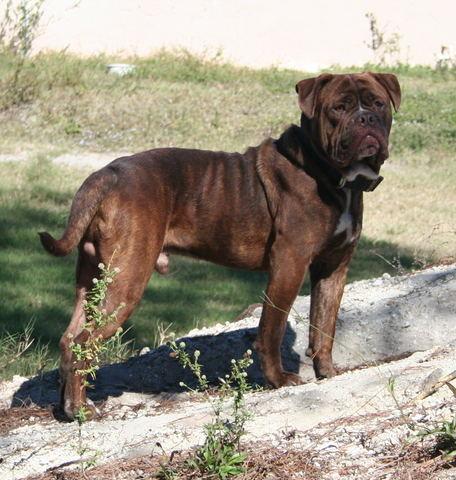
[0,204,75,350]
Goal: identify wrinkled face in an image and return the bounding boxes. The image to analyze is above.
[296,73,401,177]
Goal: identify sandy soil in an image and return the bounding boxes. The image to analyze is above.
[34,0,456,70]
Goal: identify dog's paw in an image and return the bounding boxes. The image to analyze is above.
[64,398,99,422]
[314,361,337,380]
[268,371,304,388]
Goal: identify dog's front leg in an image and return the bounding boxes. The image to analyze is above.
[255,251,309,388]
[307,253,353,379]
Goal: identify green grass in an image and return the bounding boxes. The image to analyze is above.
[0,51,455,379]
[1,51,456,155]
[0,319,56,380]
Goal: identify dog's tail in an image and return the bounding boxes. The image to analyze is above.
[39,167,118,257]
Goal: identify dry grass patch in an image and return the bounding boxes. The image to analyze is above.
[364,152,456,263]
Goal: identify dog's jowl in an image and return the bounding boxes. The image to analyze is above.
[40,72,401,420]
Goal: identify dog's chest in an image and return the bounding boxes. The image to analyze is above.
[333,190,359,246]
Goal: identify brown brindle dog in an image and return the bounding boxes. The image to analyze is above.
[40,72,401,420]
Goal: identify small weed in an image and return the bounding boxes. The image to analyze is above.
[386,375,414,429]
[151,321,176,349]
[99,326,136,365]
[0,0,45,108]
[69,262,126,474]
[83,262,124,328]
[69,261,125,386]
[0,319,54,380]
[73,407,101,474]
[0,0,44,57]
[170,341,209,392]
[417,415,456,460]
[74,405,91,426]
[157,464,179,480]
[63,118,82,136]
[164,341,255,479]
[365,12,401,65]
[156,444,179,480]
[436,46,456,71]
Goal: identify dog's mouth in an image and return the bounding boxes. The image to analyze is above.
[338,132,385,171]
[330,126,388,191]
[339,134,385,191]
[357,134,380,161]
[338,133,384,167]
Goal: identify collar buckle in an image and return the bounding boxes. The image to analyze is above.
[342,175,384,192]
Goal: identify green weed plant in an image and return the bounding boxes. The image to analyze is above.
[417,415,456,460]
[164,341,255,479]
[69,262,125,387]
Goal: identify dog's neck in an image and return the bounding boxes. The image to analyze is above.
[275,122,382,193]
[274,124,349,209]
[301,116,384,192]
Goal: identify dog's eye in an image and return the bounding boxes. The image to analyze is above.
[374,100,385,109]
[334,104,346,113]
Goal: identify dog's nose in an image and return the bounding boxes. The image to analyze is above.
[357,112,378,127]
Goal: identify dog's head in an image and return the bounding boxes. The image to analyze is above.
[295,73,401,185]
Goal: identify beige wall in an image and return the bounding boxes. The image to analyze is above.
[33,0,456,70]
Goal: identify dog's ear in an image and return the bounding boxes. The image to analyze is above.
[295,74,334,118]
[369,73,401,112]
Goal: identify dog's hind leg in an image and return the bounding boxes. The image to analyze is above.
[60,229,165,421]
[58,245,98,415]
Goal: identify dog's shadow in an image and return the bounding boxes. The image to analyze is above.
[11,323,301,415]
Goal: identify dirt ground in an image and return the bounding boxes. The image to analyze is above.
[1,265,456,479]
